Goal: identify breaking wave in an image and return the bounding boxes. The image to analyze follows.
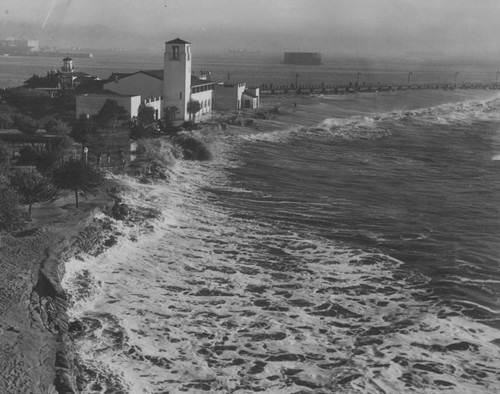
[62,92,500,393]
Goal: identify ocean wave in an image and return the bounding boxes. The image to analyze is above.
[238,93,500,144]
[62,156,500,393]
[60,92,500,393]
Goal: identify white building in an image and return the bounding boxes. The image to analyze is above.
[76,37,256,123]
[242,87,260,109]
[213,82,260,111]
[162,38,216,122]
[103,70,163,119]
[76,92,141,119]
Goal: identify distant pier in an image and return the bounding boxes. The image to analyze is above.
[257,81,500,95]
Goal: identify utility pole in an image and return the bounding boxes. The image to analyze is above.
[408,71,413,85]
[496,70,499,82]
[455,71,459,84]
[356,72,362,86]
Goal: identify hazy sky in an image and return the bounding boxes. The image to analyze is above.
[1,0,500,57]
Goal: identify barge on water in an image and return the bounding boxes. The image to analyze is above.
[283,52,322,65]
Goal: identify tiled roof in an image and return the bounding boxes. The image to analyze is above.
[166,37,191,45]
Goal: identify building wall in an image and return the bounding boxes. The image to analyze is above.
[143,96,163,120]
[164,42,192,121]
[104,73,163,98]
[190,90,213,122]
[242,87,260,109]
[242,95,258,109]
[76,94,141,119]
[213,82,246,111]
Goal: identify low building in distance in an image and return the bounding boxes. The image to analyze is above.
[283,52,322,65]
[0,38,39,55]
[24,57,100,94]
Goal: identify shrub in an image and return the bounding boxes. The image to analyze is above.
[96,99,129,128]
[52,160,105,208]
[0,113,13,129]
[186,100,202,122]
[130,123,160,140]
[9,170,59,218]
[70,115,105,152]
[17,146,38,166]
[244,119,254,127]
[163,106,179,127]
[13,113,39,135]
[173,135,212,161]
[45,118,71,135]
[136,138,182,165]
[0,142,11,174]
[137,105,156,126]
[70,114,95,144]
[0,186,26,231]
[16,139,72,174]
[3,88,52,118]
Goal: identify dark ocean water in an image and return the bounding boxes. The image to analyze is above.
[222,99,500,323]
[60,89,500,393]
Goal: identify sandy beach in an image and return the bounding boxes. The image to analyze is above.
[0,179,118,394]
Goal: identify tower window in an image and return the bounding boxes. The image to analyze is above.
[179,92,182,100]
[172,45,179,60]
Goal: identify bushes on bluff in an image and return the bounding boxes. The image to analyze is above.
[173,135,212,161]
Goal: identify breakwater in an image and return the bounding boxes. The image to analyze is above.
[257,80,500,95]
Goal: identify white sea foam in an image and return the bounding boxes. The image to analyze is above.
[62,145,500,393]
[62,92,500,393]
[238,92,500,146]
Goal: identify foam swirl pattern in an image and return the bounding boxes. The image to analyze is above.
[63,92,500,393]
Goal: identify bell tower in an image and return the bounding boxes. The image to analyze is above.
[163,38,192,122]
[61,57,74,73]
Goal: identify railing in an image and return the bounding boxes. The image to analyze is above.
[254,81,500,95]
